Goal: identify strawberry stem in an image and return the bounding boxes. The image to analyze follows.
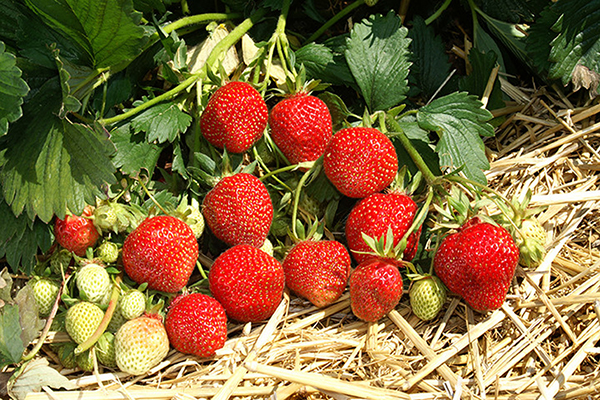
[99,7,269,126]
[74,275,122,355]
[386,114,439,187]
[303,0,367,45]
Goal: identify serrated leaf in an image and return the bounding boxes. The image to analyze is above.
[392,114,441,178]
[24,0,146,69]
[9,358,77,400]
[0,304,24,368]
[547,0,600,92]
[130,102,192,144]
[295,42,355,87]
[110,123,164,176]
[0,42,29,136]
[525,5,559,76]
[417,92,494,184]
[0,199,53,274]
[408,16,452,98]
[0,77,116,222]
[171,141,188,179]
[345,12,411,111]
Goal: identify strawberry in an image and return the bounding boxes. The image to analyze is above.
[409,275,447,321]
[118,289,146,320]
[345,191,421,264]
[269,92,333,165]
[96,241,120,264]
[65,301,105,344]
[323,127,398,198]
[114,313,170,375]
[209,244,285,322]
[517,216,547,268]
[349,259,404,322]
[164,293,227,358]
[122,215,199,293]
[76,263,112,305]
[202,173,273,248]
[30,277,60,317]
[200,81,268,153]
[283,240,351,308]
[54,205,100,256]
[434,217,520,312]
[96,331,117,368]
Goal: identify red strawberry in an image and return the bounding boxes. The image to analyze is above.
[200,81,268,153]
[345,192,421,264]
[434,217,520,312]
[122,215,198,293]
[165,293,227,358]
[54,205,100,256]
[208,244,284,322]
[349,259,404,322]
[202,173,273,248]
[269,92,333,165]
[283,240,351,308]
[323,127,398,198]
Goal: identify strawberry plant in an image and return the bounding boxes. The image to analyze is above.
[1,0,598,396]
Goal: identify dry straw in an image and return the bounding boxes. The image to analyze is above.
[22,79,600,400]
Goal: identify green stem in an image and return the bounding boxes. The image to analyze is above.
[425,0,453,25]
[303,0,366,44]
[466,0,479,43]
[74,275,122,355]
[386,114,439,186]
[148,13,242,43]
[99,8,268,126]
[291,167,315,239]
[259,163,304,181]
[445,175,520,218]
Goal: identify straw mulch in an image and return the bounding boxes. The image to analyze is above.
[26,82,600,400]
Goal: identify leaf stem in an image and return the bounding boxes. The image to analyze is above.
[385,113,439,186]
[99,7,268,126]
[303,0,366,45]
[425,0,453,25]
[149,13,242,43]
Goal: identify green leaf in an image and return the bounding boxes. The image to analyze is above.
[547,0,600,91]
[417,92,494,184]
[295,42,355,87]
[131,102,192,144]
[477,10,529,72]
[9,358,77,400]
[0,77,116,222]
[0,304,24,368]
[15,285,44,346]
[392,114,440,178]
[459,48,505,111]
[407,16,452,98]
[111,123,164,176]
[24,0,146,69]
[0,42,29,136]
[345,11,411,111]
[525,6,559,77]
[478,0,548,23]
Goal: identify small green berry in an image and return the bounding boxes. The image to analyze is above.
[409,276,447,321]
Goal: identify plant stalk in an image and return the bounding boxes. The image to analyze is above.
[303,0,366,45]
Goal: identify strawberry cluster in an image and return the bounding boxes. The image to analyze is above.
[33,80,543,377]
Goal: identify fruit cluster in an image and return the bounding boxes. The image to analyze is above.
[32,81,548,376]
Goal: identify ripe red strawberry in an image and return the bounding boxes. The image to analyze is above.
[200,81,268,153]
[54,205,100,256]
[122,215,198,293]
[323,127,398,198]
[434,217,520,312]
[209,244,284,322]
[269,92,333,165]
[349,259,404,322]
[283,240,351,308]
[165,293,227,358]
[202,173,273,248]
[345,192,421,264]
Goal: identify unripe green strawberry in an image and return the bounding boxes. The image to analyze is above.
[517,217,547,268]
[65,301,104,344]
[96,241,120,264]
[409,276,447,321]
[76,263,112,304]
[107,308,128,334]
[76,349,94,371]
[96,332,117,368]
[118,290,146,320]
[30,277,60,317]
[49,249,73,275]
[115,314,170,375]
[94,204,118,232]
[55,342,78,369]
[174,198,205,239]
